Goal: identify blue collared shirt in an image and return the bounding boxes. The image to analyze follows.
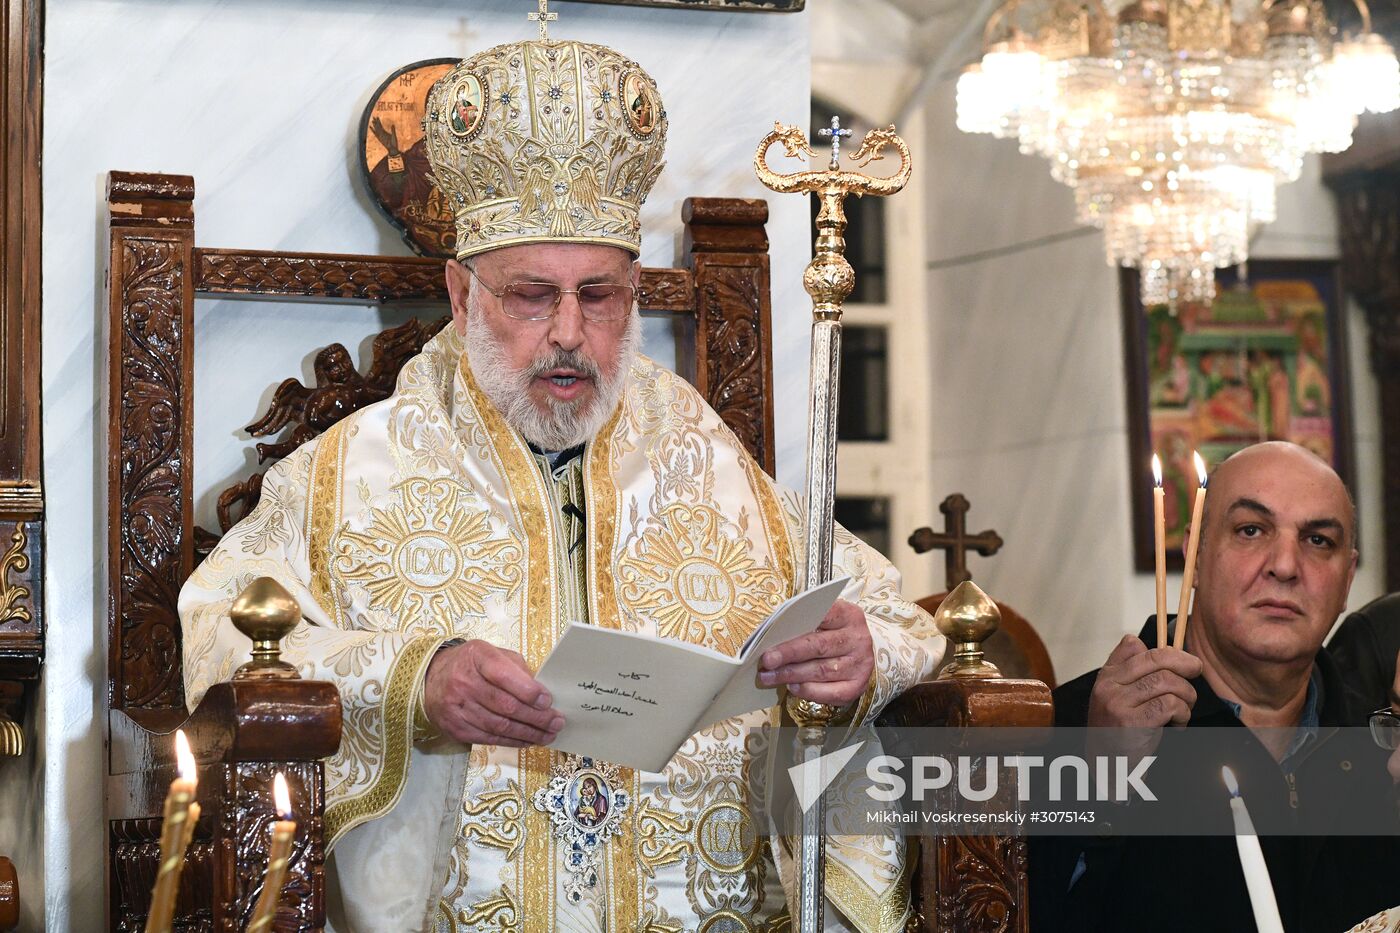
[1068,663,1323,890]
[1221,663,1323,775]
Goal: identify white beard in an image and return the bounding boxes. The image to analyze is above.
[464,297,639,451]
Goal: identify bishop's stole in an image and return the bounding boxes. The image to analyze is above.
[179,324,943,932]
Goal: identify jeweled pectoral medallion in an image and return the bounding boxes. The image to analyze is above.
[532,756,632,903]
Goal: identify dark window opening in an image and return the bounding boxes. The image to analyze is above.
[834,496,891,556]
[838,325,889,442]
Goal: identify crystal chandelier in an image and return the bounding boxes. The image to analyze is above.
[956,0,1400,307]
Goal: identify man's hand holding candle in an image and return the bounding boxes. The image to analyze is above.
[1085,634,1203,763]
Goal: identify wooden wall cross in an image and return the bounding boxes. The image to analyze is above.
[908,493,1004,590]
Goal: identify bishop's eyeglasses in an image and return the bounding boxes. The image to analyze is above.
[465,263,636,322]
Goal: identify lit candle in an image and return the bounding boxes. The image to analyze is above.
[1172,451,1208,651]
[1152,453,1167,649]
[144,730,199,933]
[178,797,202,861]
[246,772,296,933]
[1221,768,1285,933]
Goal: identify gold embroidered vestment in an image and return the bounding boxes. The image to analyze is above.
[179,325,943,932]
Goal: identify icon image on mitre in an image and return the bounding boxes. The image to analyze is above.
[447,74,486,138]
[621,72,659,137]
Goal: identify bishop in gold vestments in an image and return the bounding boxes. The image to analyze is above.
[179,19,943,933]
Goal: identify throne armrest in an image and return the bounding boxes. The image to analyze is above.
[0,856,16,932]
[879,679,1052,933]
[107,679,342,933]
[878,677,1053,731]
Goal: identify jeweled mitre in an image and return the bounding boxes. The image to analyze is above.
[423,36,668,259]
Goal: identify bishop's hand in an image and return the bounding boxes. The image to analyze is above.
[424,640,564,748]
[1086,634,1202,764]
[757,598,874,707]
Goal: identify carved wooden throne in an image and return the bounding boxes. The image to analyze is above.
[104,170,1051,932]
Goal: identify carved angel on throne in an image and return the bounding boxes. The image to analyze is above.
[249,319,450,462]
[247,345,370,464]
[210,317,449,537]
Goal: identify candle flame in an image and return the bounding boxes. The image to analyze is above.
[175,729,197,785]
[1151,453,1163,487]
[1194,450,1208,487]
[1221,766,1240,797]
[273,772,292,820]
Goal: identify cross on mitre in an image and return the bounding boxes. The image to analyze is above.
[529,0,558,41]
[818,115,853,170]
[908,493,1004,589]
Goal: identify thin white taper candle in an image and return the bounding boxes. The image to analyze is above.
[1222,767,1285,933]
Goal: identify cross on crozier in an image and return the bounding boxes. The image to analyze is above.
[529,0,558,41]
[818,115,852,170]
[908,493,1004,590]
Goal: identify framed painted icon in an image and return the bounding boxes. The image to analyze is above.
[1121,260,1355,572]
[359,58,459,258]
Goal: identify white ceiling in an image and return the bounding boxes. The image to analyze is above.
[811,0,981,66]
[812,0,1004,122]
[879,0,976,24]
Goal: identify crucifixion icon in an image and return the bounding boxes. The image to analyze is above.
[529,0,558,41]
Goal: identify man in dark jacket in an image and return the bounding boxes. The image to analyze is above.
[1329,591,1400,716]
[1031,443,1400,933]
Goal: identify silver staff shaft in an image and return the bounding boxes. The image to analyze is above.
[797,717,830,932]
[754,116,911,933]
[802,319,841,593]
[795,316,841,933]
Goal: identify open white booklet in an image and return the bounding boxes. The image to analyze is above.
[536,576,850,772]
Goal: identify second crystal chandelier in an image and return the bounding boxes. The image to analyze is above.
[956,0,1400,307]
